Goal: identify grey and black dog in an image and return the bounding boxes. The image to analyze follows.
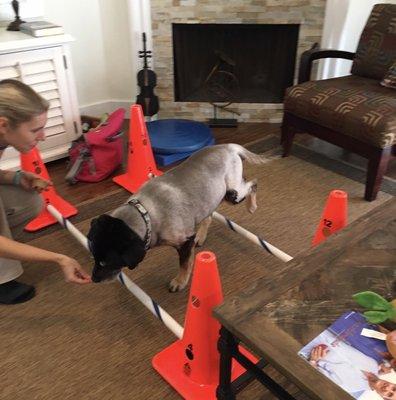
[88,143,272,291]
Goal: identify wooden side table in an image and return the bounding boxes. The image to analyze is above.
[214,198,396,400]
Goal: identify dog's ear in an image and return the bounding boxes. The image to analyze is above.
[87,217,98,243]
[88,213,147,269]
[96,214,115,226]
[89,214,123,240]
[88,215,112,238]
[123,240,146,269]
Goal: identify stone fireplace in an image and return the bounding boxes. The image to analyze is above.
[173,23,300,103]
[150,0,326,122]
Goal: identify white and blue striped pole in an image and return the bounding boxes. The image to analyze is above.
[46,204,184,339]
[212,211,293,263]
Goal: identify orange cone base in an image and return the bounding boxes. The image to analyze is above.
[24,196,77,232]
[112,170,162,194]
[153,342,257,400]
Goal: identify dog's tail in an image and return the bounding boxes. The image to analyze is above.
[231,143,280,164]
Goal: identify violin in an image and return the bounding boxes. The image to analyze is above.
[136,32,159,117]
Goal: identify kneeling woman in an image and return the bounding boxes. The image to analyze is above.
[0,79,91,305]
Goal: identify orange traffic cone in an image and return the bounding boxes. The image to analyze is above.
[312,189,348,246]
[112,104,162,193]
[20,147,78,232]
[152,251,257,399]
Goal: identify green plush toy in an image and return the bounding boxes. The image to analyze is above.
[353,291,396,324]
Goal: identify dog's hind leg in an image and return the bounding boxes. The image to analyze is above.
[246,179,258,214]
[225,156,258,210]
[169,235,196,293]
[225,177,258,213]
[195,215,212,247]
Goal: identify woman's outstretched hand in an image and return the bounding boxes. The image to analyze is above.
[57,255,92,284]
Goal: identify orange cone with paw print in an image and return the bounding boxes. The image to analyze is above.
[152,251,257,399]
[20,147,77,231]
[113,104,162,193]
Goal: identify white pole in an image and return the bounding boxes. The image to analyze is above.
[47,205,89,250]
[46,204,184,339]
[212,211,293,263]
[117,272,183,339]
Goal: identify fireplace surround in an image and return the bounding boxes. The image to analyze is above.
[150,0,326,122]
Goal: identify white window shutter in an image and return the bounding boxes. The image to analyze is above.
[0,47,80,165]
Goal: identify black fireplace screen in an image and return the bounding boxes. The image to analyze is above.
[173,23,300,104]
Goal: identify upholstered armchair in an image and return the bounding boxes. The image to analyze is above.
[281,3,396,201]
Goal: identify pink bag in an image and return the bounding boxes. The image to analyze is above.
[66,108,125,183]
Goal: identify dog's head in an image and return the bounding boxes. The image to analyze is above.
[87,214,147,283]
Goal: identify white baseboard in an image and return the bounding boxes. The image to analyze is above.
[79,100,132,118]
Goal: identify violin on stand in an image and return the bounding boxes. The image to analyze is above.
[136,32,159,117]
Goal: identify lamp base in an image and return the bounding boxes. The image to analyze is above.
[7,17,25,31]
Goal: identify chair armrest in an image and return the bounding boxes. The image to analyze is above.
[298,43,356,84]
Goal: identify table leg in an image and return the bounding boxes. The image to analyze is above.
[216,326,237,400]
[216,326,297,400]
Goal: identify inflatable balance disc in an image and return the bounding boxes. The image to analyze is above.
[147,119,214,154]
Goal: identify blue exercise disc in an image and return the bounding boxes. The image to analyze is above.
[147,119,214,154]
[154,136,216,167]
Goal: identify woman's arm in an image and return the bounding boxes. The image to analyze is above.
[0,150,51,189]
[0,149,16,185]
[0,235,91,284]
[0,169,18,185]
[0,235,64,262]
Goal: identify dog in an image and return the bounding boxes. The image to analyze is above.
[87,143,272,291]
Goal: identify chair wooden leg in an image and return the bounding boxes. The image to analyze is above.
[365,147,391,201]
[281,123,296,157]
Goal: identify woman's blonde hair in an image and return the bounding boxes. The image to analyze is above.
[0,79,49,128]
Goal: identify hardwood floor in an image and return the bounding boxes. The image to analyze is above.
[46,121,395,206]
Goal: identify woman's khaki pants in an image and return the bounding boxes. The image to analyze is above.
[0,185,43,284]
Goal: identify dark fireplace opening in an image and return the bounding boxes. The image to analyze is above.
[173,23,300,104]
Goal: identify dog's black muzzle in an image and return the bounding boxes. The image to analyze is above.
[91,264,121,283]
[91,263,139,283]
[91,273,103,283]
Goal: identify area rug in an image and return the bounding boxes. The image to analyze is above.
[0,139,393,400]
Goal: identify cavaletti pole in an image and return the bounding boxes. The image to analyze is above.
[212,211,293,262]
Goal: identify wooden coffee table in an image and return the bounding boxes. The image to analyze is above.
[214,198,396,400]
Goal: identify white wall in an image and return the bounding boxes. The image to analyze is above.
[43,0,134,116]
[0,0,44,22]
[319,0,396,79]
[127,0,153,99]
[99,0,134,102]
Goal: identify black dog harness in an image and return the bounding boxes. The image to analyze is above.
[127,198,152,250]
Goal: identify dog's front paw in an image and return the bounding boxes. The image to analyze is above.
[248,203,257,214]
[196,235,207,247]
[168,278,187,293]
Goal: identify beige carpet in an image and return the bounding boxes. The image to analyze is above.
[0,150,393,400]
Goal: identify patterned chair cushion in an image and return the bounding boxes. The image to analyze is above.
[381,62,396,89]
[351,4,396,80]
[284,75,396,148]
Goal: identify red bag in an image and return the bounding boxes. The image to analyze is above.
[66,108,125,183]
